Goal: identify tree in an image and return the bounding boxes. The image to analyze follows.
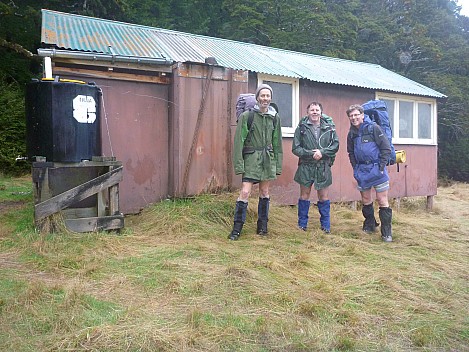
[1,0,469,179]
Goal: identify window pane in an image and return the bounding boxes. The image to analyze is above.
[383,99,394,137]
[418,103,431,139]
[264,80,292,128]
[399,101,413,138]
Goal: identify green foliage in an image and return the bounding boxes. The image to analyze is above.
[438,137,469,180]
[1,0,469,178]
[0,78,29,176]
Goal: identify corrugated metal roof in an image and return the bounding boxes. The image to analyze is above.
[41,9,445,98]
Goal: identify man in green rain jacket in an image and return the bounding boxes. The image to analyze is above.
[228,84,283,241]
[292,102,339,233]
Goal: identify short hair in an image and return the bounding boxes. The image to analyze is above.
[306,101,323,113]
[346,104,364,116]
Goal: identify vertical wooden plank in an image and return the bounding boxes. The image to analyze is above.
[426,195,434,211]
[97,189,107,217]
[97,165,109,217]
[109,184,119,215]
[108,164,119,216]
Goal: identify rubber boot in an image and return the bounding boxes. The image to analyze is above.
[362,203,379,233]
[228,200,248,240]
[297,199,310,231]
[317,200,331,233]
[257,197,270,236]
[379,207,393,242]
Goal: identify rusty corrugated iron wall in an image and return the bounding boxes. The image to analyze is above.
[76,77,170,214]
[169,64,247,197]
[54,64,438,214]
[168,64,438,207]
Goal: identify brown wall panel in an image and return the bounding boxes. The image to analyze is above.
[96,79,170,213]
[171,66,243,197]
[57,77,170,214]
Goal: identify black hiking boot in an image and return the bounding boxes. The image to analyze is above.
[228,201,248,241]
[362,203,379,233]
[256,197,270,236]
[379,207,393,242]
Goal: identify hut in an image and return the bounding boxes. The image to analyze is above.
[37,9,446,214]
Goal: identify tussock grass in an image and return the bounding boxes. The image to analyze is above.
[0,175,468,351]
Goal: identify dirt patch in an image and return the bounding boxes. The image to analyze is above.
[0,252,24,270]
[0,199,28,215]
[435,184,469,234]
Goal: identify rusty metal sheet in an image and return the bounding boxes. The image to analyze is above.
[53,69,439,214]
[85,77,170,214]
[171,73,233,197]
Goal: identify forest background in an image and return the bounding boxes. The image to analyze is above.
[1,0,468,181]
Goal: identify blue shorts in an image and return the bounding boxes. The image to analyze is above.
[357,180,389,193]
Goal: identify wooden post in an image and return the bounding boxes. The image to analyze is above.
[426,195,434,211]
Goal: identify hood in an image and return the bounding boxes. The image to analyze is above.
[254,104,277,116]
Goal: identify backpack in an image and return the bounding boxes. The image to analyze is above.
[236,93,257,120]
[235,93,278,133]
[362,99,396,165]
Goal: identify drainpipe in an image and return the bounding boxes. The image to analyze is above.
[37,48,173,66]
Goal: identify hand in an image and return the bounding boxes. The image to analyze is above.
[312,149,322,160]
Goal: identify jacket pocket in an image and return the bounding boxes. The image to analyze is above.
[242,146,255,156]
[358,163,382,188]
[353,165,360,182]
[316,162,328,184]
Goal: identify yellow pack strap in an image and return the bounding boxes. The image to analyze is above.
[41,78,87,84]
[59,79,87,84]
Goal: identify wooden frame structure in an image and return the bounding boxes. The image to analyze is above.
[32,156,124,233]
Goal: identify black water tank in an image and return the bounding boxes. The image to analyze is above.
[26,79,101,162]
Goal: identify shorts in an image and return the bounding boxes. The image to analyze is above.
[357,180,389,193]
[242,177,259,185]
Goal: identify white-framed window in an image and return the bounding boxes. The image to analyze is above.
[377,93,437,145]
[258,74,299,137]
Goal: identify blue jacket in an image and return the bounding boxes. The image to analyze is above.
[347,116,391,189]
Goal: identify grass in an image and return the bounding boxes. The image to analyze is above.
[0,174,468,351]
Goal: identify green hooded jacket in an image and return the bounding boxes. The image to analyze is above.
[292,115,339,189]
[233,105,283,180]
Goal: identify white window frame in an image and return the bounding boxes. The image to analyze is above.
[258,74,299,137]
[376,93,437,145]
